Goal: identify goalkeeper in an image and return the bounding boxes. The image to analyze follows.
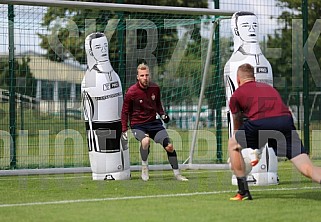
[228,63,321,200]
[121,63,188,182]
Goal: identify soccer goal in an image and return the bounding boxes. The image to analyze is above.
[0,0,235,175]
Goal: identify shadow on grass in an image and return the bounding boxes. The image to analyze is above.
[253,188,321,201]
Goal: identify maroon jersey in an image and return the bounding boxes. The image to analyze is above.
[229,81,291,121]
[121,81,165,132]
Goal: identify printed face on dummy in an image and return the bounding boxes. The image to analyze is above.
[236,15,258,43]
[137,69,150,89]
[91,36,109,62]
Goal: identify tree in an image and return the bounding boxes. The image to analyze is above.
[38,0,207,66]
[0,56,36,97]
[267,0,321,100]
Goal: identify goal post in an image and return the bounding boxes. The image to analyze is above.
[186,16,231,167]
[0,0,234,174]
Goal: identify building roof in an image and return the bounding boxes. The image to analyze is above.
[27,55,86,84]
[0,51,86,84]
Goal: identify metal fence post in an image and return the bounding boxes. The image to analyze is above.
[302,0,310,153]
[8,4,17,168]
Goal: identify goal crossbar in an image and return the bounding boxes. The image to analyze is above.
[1,0,235,16]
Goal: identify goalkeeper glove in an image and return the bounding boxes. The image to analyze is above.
[161,114,170,123]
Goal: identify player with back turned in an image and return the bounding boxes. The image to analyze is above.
[228,63,321,200]
[121,63,188,181]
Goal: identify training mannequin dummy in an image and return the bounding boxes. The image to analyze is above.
[224,12,278,186]
[82,32,130,180]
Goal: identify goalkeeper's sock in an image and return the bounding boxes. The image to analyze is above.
[167,150,179,169]
[142,160,148,166]
[173,169,180,176]
[140,145,150,162]
[236,176,250,195]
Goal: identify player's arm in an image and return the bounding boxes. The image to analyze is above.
[156,86,165,115]
[156,86,170,123]
[229,93,243,134]
[232,111,243,133]
[121,91,132,132]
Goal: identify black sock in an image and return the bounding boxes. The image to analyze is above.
[140,145,150,161]
[167,150,179,169]
[237,177,250,195]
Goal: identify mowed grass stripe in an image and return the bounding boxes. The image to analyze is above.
[0,186,319,208]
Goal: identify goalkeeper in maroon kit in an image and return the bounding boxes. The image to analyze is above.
[121,63,188,181]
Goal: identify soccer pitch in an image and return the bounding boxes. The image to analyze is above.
[0,161,320,222]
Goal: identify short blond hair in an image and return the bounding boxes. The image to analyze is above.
[137,63,149,72]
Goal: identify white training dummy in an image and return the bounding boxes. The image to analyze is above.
[82,32,130,180]
[224,12,279,185]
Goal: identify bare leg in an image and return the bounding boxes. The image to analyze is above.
[290,153,321,183]
[228,137,246,177]
[228,136,252,199]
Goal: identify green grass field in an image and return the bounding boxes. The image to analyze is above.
[0,160,320,222]
[1,104,321,221]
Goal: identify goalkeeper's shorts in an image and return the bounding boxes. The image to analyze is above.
[131,119,170,146]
